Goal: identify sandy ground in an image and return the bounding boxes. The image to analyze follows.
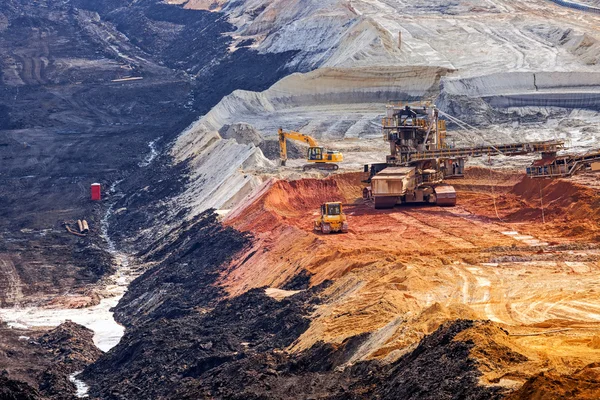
[220,167,600,388]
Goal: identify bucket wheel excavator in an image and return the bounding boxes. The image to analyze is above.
[363,103,565,209]
[278,128,343,171]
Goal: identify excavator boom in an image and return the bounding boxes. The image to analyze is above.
[278,128,343,170]
[278,128,319,166]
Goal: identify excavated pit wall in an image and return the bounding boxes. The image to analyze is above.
[550,0,600,13]
[169,65,452,222]
[441,71,600,109]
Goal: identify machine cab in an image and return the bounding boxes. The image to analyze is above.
[308,147,324,161]
[322,202,342,216]
[308,147,343,163]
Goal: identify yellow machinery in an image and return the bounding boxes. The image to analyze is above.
[314,202,348,234]
[278,128,343,171]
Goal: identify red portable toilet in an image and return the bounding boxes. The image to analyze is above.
[91,183,101,201]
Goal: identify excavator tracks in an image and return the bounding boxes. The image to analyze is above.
[302,163,339,172]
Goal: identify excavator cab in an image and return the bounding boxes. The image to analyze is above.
[307,147,343,163]
[308,147,323,161]
[314,202,348,234]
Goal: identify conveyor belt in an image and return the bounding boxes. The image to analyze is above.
[391,140,565,164]
[527,150,600,178]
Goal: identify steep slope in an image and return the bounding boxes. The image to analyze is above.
[165,0,600,222]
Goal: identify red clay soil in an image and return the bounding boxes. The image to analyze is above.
[221,173,365,293]
[218,168,600,396]
[461,173,600,241]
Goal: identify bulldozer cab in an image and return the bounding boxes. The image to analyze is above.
[315,202,347,234]
[322,202,342,216]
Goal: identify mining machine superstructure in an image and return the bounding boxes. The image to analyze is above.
[364,103,565,209]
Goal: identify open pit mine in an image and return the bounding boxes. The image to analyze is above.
[1,0,600,399]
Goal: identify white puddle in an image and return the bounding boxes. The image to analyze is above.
[69,371,90,398]
[0,253,134,351]
[139,139,159,167]
[502,230,548,246]
[0,288,126,352]
[0,180,138,352]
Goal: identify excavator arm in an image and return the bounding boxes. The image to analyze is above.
[278,128,319,166]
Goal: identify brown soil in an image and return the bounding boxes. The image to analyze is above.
[219,167,600,395]
[0,320,102,399]
[507,364,600,400]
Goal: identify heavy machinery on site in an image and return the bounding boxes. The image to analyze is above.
[364,102,565,209]
[314,202,348,233]
[278,128,343,171]
[527,148,600,178]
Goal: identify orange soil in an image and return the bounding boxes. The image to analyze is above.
[220,168,600,394]
[507,363,600,400]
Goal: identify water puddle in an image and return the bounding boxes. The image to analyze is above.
[501,230,548,246]
[139,138,159,167]
[69,371,90,398]
[0,180,138,352]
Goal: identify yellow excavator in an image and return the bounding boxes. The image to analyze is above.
[314,202,348,234]
[278,128,343,171]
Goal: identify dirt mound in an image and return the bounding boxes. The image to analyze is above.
[37,322,103,398]
[459,173,600,241]
[0,372,40,400]
[84,286,327,399]
[492,176,600,241]
[454,322,538,387]
[373,320,505,400]
[113,210,250,327]
[259,139,304,160]
[511,176,599,221]
[264,179,345,215]
[508,364,600,399]
[226,173,365,229]
[219,123,263,146]
[368,303,480,359]
[0,320,100,399]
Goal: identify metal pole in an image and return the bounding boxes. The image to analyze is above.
[540,181,546,224]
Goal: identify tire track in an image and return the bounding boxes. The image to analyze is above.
[389,210,477,250]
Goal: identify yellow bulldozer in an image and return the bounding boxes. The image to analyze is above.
[314,202,348,234]
[278,128,343,171]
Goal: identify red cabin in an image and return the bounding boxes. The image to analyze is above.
[91,183,101,201]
